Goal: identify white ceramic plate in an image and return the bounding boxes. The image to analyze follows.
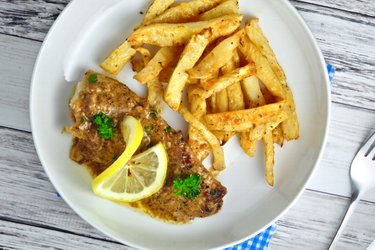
[30,0,331,249]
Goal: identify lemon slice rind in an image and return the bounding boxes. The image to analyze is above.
[92,116,143,192]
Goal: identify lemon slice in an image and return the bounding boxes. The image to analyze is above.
[92,116,168,202]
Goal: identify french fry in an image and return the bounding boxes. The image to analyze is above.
[263,130,274,186]
[179,104,225,172]
[245,19,299,140]
[241,76,265,108]
[238,34,285,99]
[187,86,210,161]
[165,29,211,111]
[145,0,222,25]
[201,63,256,99]
[142,0,174,25]
[272,124,284,147]
[204,101,288,132]
[128,14,242,47]
[188,31,242,80]
[131,58,145,73]
[216,89,228,112]
[244,19,286,85]
[100,40,136,75]
[213,89,234,145]
[199,0,239,21]
[147,78,164,112]
[134,47,178,84]
[221,50,244,111]
[280,86,299,140]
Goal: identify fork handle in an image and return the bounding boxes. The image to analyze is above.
[328,190,362,250]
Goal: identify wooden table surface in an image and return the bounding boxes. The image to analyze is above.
[0,0,374,249]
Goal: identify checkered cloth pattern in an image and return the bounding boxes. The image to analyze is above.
[225,64,335,250]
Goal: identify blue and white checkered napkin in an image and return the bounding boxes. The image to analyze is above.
[225,64,335,250]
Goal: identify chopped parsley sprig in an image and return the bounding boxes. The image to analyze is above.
[173,174,202,200]
[93,112,115,139]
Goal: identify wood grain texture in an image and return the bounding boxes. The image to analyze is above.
[308,103,375,201]
[290,1,375,110]
[0,220,131,249]
[294,0,375,17]
[0,125,375,249]
[0,34,40,132]
[1,127,375,250]
[0,127,114,242]
[269,190,375,250]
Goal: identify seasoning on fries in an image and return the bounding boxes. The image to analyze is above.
[99,0,299,186]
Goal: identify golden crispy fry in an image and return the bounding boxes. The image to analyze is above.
[216,89,229,113]
[142,0,174,25]
[145,0,221,24]
[134,47,151,63]
[238,34,284,99]
[201,63,256,99]
[131,58,145,73]
[208,94,217,113]
[179,104,225,172]
[187,86,210,161]
[272,124,284,147]
[227,83,244,111]
[241,76,265,108]
[263,130,274,186]
[134,47,178,84]
[199,0,239,21]
[280,86,299,140]
[245,19,286,85]
[245,19,299,140]
[100,40,136,75]
[188,31,242,80]
[239,132,256,157]
[165,29,211,111]
[130,46,151,73]
[213,89,235,145]
[204,101,288,131]
[221,50,244,111]
[188,86,207,118]
[147,78,164,112]
[129,14,242,47]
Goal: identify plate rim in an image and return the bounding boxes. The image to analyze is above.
[29,0,331,249]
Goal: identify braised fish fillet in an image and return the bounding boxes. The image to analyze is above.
[67,71,226,223]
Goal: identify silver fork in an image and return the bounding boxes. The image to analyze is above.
[328,131,375,250]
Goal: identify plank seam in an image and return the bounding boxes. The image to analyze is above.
[0,215,124,246]
[292,0,375,19]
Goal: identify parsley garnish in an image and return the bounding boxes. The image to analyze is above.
[164,126,172,133]
[93,113,114,139]
[145,124,154,134]
[150,107,158,120]
[88,74,98,83]
[173,174,202,200]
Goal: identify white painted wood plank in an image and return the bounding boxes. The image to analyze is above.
[1,126,375,249]
[0,220,132,250]
[0,0,372,42]
[0,34,40,132]
[0,0,374,111]
[0,127,113,241]
[269,190,375,250]
[307,103,375,201]
[295,0,375,17]
[291,1,375,110]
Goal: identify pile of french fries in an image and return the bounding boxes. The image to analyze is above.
[99,0,299,186]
